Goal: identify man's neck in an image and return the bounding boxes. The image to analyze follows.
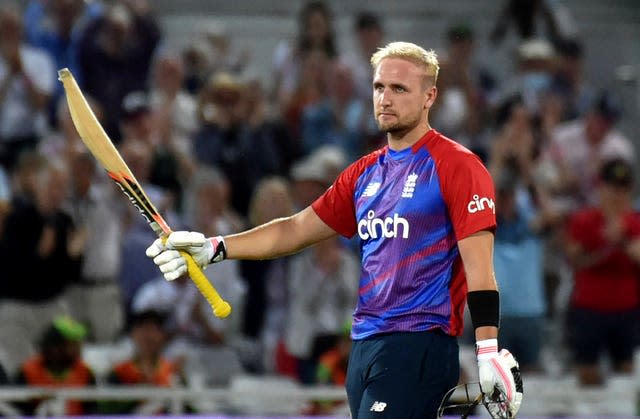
[387,124,432,151]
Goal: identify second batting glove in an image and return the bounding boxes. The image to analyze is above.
[145,231,226,281]
[476,339,523,418]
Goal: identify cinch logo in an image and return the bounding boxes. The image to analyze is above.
[370,401,387,412]
[358,210,409,240]
[467,194,495,214]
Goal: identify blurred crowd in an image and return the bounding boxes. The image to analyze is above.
[0,0,638,416]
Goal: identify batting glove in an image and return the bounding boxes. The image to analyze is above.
[476,340,523,418]
[145,231,226,281]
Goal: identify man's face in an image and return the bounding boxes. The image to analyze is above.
[123,111,153,141]
[585,112,611,145]
[598,182,633,208]
[132,321,166,357]
[358,27,383,54]
[372,58,434,134]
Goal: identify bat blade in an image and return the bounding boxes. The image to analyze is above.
[58,68,231,318]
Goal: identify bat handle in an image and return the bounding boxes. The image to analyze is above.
[180,251,232,318]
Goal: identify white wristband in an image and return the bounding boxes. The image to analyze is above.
[208,235,227,263]
[476,338,498,360]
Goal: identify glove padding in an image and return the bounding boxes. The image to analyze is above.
[145,232,225,281]
[477,342,523,418]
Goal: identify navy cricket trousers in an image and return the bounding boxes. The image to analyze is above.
[345,330,459,419]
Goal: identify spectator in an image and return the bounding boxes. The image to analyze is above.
[181,39,212,95]
[131,271,245,388]
[0,3,56,171]
[23,0,103,125]
[489,0,577,46]
[550,37,595,121]
[299,59,364,158]
[305,324,352,415]
[563,158,640,386]
[63,150,126,343]
[14,315,96,416]
[77,0,161,142]
[290,145,348,210]
[497,38,556,116]
[338,11,386,158]
[281,47,331,149]
[542,91,635,214]
[5,147,45,201]
[198,21,250,76]
[149,51,199,141]
[99,310,181,415]
[132,273,225,352]
[0,156,80,376]
[432,24,486,152]
[241,177,295,340]
[315,324,351,386]
[272,0,338,116]
[135,166,247,384]
[341,11,385,103]
[235,177,297,374]
[284,233,359,384]
[240,76,302,177]
[260,150,342,377]
[193,72,282,216]
[180,21,249,95]
[179,166,247,346]
[117,140,177,314]
[181,165,245,237]
[487,96,550,373]
[119,90,190,208]
[492,174,548,373]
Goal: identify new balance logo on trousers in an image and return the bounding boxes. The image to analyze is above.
[370,401,387,412]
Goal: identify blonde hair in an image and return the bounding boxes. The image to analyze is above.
[370,41,440,85]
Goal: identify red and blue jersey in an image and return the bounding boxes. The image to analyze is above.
[312,130,496,339]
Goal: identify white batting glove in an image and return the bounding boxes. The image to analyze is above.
[145,232,226,281]
[476,340,523,418]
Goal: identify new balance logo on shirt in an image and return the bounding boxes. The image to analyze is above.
[363,182,381,197]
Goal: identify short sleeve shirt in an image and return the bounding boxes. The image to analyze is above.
[312,130,496,339]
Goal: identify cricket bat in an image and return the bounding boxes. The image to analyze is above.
[58,68,231,318]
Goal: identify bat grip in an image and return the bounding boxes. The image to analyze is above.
[180,251,232,318]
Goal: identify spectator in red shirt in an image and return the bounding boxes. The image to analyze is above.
[563,158,640,386]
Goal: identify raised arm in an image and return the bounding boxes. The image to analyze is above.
[146,206,338,281]
[225,206,338,260]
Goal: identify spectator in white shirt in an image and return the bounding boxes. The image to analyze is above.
[541,91,635,214]
[0,3,55,170]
